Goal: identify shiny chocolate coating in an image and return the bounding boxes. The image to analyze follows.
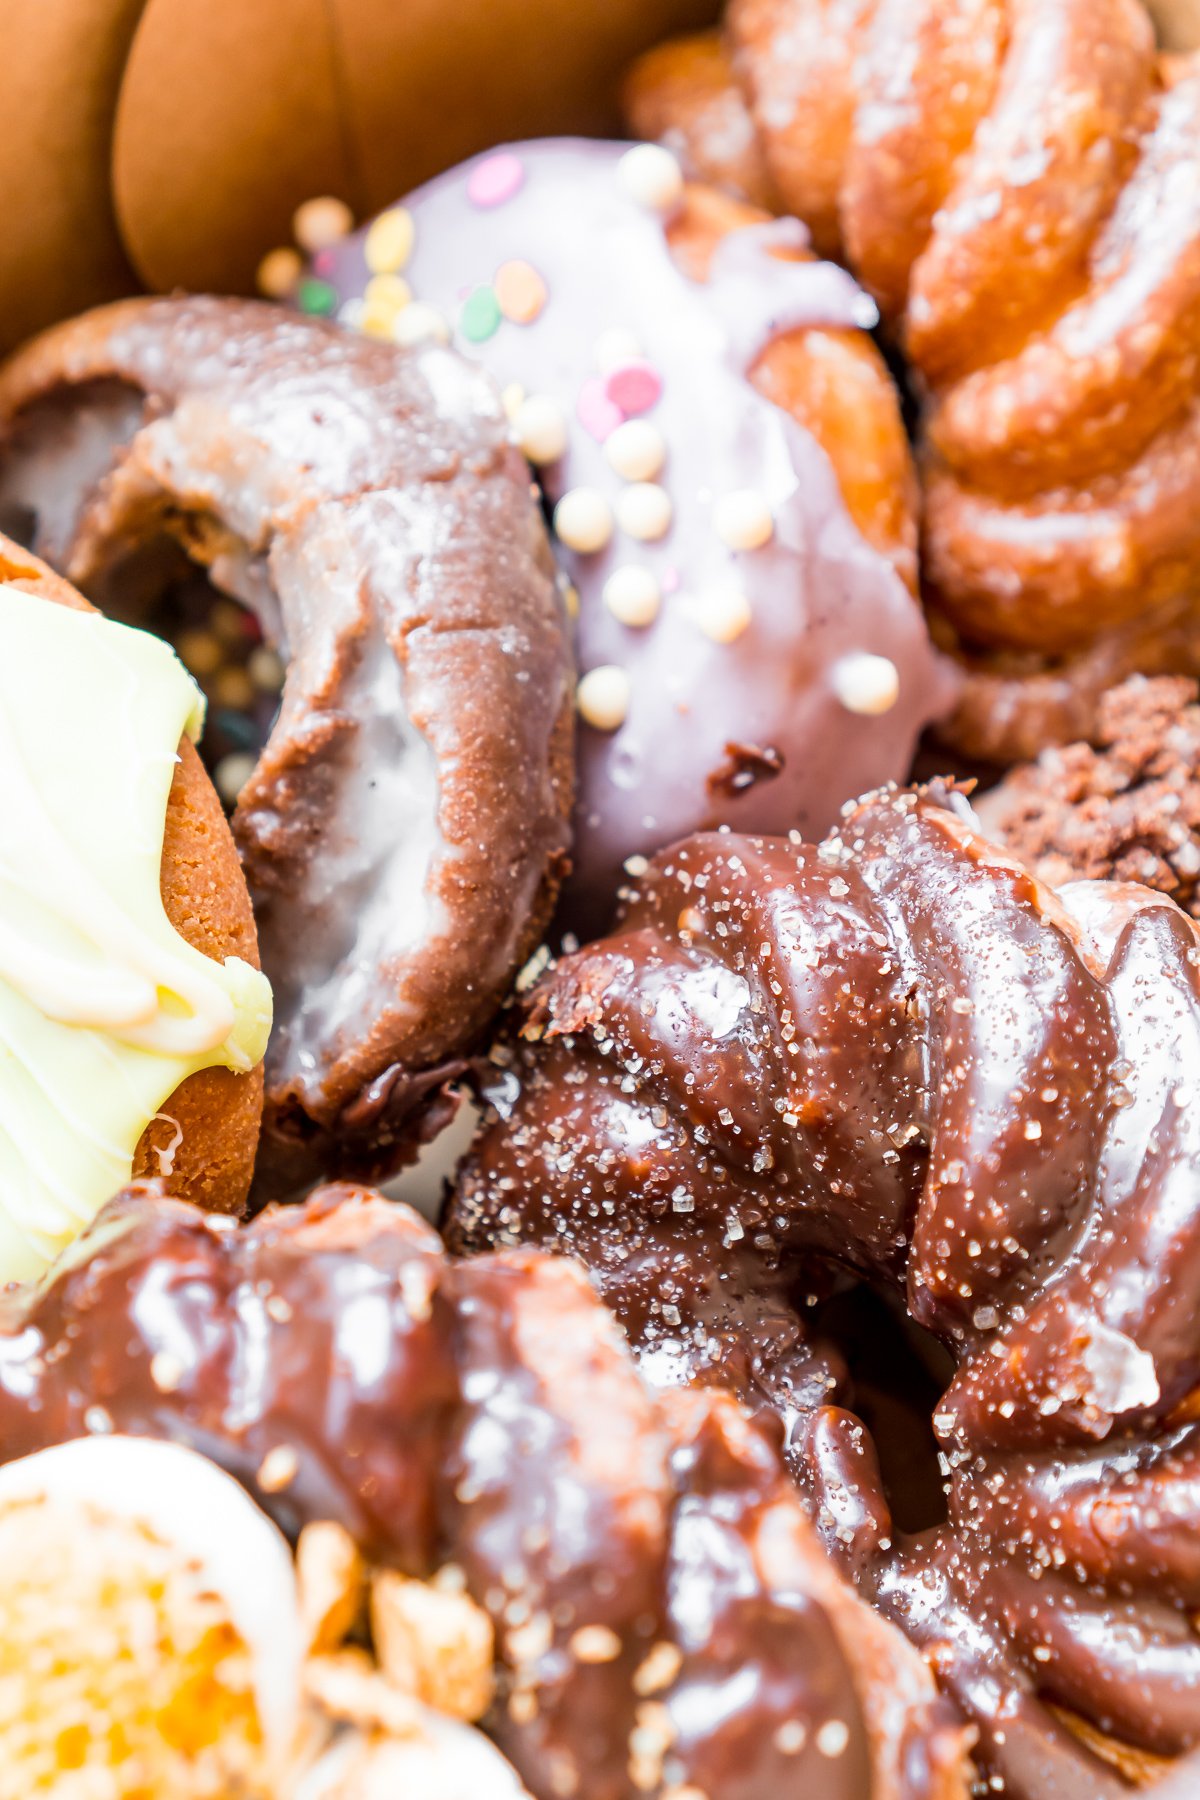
[449,785,1200,1798]
[0,1184,966,1800]
[310,140,956,924]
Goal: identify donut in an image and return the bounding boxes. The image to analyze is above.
[0,1181,972,1800]
[0,296,574,1186]
[0,533,268,1281]
[624,2,1200,765]
[303,139,957,926]
[979,675,1200,916]
[448,784,1200,1796]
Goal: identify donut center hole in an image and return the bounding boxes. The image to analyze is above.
[80,536,282,812]
[811,1279,953,1534]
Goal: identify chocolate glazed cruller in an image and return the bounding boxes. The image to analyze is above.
[448,785,1200,1798]
[626,0,1200,764]
[0,1183,971,1800]
[0,295,573,1188]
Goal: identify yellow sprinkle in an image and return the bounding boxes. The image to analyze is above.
[257,1445,300,1494]
[293,195,354,252]
[495,259,548,324]
[256,246,302,299]
[365,207,416,274]
[365,272,411,312]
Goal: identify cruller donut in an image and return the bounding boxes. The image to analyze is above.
[625,1,1200,764]
[0,534,269,1281]
[0,296,574,1185]
[449,785,1200,1797]
[0,1181,970,1800]
[306,139,956,924]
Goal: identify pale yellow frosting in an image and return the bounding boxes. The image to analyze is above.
[0,584,272,1283]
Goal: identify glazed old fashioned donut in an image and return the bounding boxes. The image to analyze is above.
[0,297,573,1185]
[0,1181,971,1800]
[304,140,956,926]
[449,785,1200,1797]
[625,2,1200,765]
[0,534,269,1281]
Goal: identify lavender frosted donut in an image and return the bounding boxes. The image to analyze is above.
[305,139,958,923]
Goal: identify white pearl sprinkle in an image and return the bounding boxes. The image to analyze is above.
[392,302,450,346]
[605,420,666,483]
[831,651,900,716]
[514,394,568,466]
[577,665,631,732]
[554,488,614,554]
[604,566,661,627]
[691,589,752,644]
[618,144,685,215]
[616,482,673,542]
[714,488,774,551]
[816,1720,850,1759]
[593,327,643,374]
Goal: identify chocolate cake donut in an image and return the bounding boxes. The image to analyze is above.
[0,534,269,1281]
[625,1,1200,765]
[304,140,956,924]
[0,1182,970,1800]
[449,785,1200,1797]
[0,297,573,1185]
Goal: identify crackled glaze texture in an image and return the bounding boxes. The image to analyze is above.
[451,785,1200,1798]
[0,1185,968,1800]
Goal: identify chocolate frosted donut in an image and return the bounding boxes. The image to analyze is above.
[450,786,1200,1797]
[0,1182,970,1800]
[0,297,573,1184]
[306,140,956,924]
[0,535,268,1279]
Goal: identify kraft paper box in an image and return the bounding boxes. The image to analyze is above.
[0,0,720,354]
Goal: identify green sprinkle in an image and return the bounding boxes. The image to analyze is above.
[460,285,502,342]
[296,276,338,317]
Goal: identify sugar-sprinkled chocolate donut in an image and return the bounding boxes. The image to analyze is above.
[0,1182,971,1800]
[304,140,956,926]
[449,785,1200,1797]
[0,297,573,1187]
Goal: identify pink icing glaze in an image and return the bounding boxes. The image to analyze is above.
[311,140,959,926]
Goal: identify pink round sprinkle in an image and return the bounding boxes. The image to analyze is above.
[312,248,336,275]
[466,152,525,209]
[604,359,662,416]
[577,377,624,443]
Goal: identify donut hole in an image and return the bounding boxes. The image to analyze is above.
[0,379,284,811]
[85,536,283,810]
[810,1277,953,1534]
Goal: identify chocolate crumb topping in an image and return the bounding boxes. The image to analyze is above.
[980,675,1200,918]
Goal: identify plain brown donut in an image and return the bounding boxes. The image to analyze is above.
[0,533,262,1213]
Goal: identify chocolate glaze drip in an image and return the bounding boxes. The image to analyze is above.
[0,1184,966,1800]
[448,786,1200,1798]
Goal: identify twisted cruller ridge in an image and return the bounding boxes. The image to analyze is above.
[0,1183,966,1800]
[625,0,1200,761]
[451,785,1200,1799]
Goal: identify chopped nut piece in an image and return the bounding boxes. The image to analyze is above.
[297,1521,366,1653]
[370,1571,494,1721]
